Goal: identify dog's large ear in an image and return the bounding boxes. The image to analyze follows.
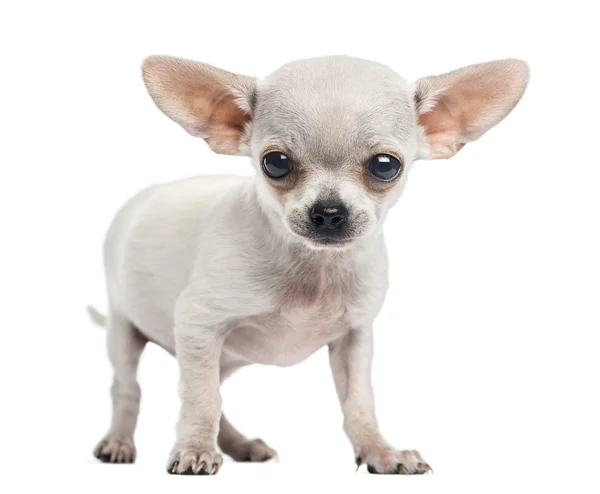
[142,55,256,155]
[414,59,529,159]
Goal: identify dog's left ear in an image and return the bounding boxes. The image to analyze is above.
[414,59,529,159]
[142,55,256,155]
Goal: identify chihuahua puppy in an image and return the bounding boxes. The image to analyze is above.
[91,55,528,475]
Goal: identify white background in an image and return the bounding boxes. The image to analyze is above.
[1,1,599,493]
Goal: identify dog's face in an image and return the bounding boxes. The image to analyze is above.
[250,58,417,248]
[143,55,528,249]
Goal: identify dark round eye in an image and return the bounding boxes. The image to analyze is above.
[262,152,293,179]
[368,154,402,181]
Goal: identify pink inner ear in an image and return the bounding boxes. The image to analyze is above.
[192,90,251,155]
[416,59,529,159]
[418,82,491,153]
[421,131,465,160]
[142,55,255,155]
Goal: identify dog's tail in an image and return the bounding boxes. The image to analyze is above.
[87,306,107,327]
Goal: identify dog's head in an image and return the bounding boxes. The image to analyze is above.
[143,55,528,249]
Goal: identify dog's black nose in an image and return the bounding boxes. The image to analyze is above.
[310,203,348,230]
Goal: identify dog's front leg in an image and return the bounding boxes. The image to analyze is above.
[329,328,432,475]
[168,316,225,475]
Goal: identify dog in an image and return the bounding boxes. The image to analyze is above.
[90,54,528,475]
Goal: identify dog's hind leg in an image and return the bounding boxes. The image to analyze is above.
[217,414,277,462]
[94,310,147,463]
[216,362,277,462]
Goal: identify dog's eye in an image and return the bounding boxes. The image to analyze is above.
[368,154,402,181]
[262,152,293,179]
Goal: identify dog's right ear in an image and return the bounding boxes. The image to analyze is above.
[142,55,256,155]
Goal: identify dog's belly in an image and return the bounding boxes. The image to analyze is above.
[224,307,348,367]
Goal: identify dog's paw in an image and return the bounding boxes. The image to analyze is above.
[167,446,223,475]
[93,436,136,464]
[357,448,431,475]
[232,438,277,462]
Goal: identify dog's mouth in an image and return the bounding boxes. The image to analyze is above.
[302,235,356,250]
[312,236,347,245]
[285,222,357,250]
[307,235,352,248]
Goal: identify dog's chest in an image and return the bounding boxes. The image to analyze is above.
[225,263,354,366]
